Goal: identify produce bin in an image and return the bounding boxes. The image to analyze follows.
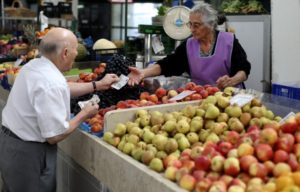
[272,83,300,100]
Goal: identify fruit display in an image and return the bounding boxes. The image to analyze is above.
[0,63,21,89]
[102,89,300,192]
[74,80,219,136]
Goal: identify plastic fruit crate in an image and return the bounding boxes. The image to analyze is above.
[272,83,300,100]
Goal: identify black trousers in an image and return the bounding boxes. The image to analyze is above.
[0,126,57,192]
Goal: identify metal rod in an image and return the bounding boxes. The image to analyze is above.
[124,0,128,55]
[1,0,5,30]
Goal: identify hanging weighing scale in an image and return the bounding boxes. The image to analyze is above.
[163,6,191,41]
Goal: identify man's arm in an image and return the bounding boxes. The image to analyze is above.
[68,73,119,98]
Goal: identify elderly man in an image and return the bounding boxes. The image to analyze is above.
[0,28,119,192]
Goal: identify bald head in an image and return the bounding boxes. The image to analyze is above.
[39,27,77,57]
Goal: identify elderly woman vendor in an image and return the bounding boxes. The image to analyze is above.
[128,2,251,89]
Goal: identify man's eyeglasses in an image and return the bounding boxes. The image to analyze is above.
[186,22,204,29]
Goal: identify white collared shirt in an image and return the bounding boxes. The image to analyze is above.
[2,56,70,142]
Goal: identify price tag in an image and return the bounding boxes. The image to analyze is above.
[279,112,296,125]
[111,74,129,90]
[169,90,196,101]
[78,94,100,109]
[230,94,254,107]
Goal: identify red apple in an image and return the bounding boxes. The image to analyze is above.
[273,162,292,177]
[224,157,240,177]
[224,131,240,145]
[206,86,220,95]
[259,128,278,145]
[194,156,211,171]
[194,178,212,192]
[273,149,289,163]
[181,159,195,172]
[237,143,254,157]
[239,155,258,172]
[175,167,190,182]
[294,143,300,158]
[139,91,150,100]
[264,161,275,175]
[288,153,299,171]
[155,87,167,98]
[249,162,268,179]
[217,141,233,156]
[209,181,227,192]
[294,131,300,143]
[255,143,273,162]
[164,166,178,181]
[163,154,179,168]
[191,93,202,101]
[247,125,260,133]
[206,172,220,182]
[295,112,300,125]
[211,155,225,172]
[177,87,185,93]
[193,85,204,93]
[148,94,159,104]
[192,170,206,181]
[199,89,208,99]
[237,173,251,185]
[179,174,196,191]
[219,175,234,187]
[185,82,197,90]
[276,134,294,152]
[229,178,246,189]
[280,116,298,134]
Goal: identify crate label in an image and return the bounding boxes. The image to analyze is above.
[280,112,296,125]
[169,90,196,101]
[78,94,100,109]
[230,94,254,107]
[111,74,129,90]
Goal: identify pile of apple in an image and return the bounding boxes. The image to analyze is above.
[103,89,300,192]
[76,63,107,83]
[87,83,219,134]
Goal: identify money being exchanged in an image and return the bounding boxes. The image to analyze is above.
[78,94,100,109]
[111,74,129,90]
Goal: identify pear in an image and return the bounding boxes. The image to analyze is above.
[251,98,262,107]
[225,105,242,118]
[137,141,147,149]
[131,147,144,161]
[140,115,151,127]
[122,142,135,154]
[186,132,199,144]
[125,121,139,133]
[274,116,282,122]
[150,111,164,126]
[155,151,168,160]
[211,122,227,135]
[181,105,196,118]
[228,118,244,133]
[242,103,251,113]
[129,126,143,137]
[163,113,176,122]
[260,117,271,126]
[205,133,220,143]
[127,134,140,145]
[249,117,263,128]
[250,106,264,118]
[150,125,161,134]
[264,110,275,120]
[113,123,127,136]
[157,130,169,137]
[141,150,155,165]
[152,134,168,151]
[190,118,203,132]
[174,133,185,140]
[196,108,206,117]
[217,95,230,109]
[136,109,149,118]
[146,144,158,155]
[162,120,177,133]
[217,113,229,122]
[103,131,114,143]
[223,86,235,96]
[239,112,252,126]
[117,140,126,151]
[142,130,155,144]
[149,158,164,172]
[108,136,120,147]
[199,129,210,142]
[205,120,215,129]
[171,111,182,120]
[177,136,190,151]
[164,138,178,154]
[170,150,181,158]
[176,119,190,134]
[204,95,217,105]
[205,104,220,119]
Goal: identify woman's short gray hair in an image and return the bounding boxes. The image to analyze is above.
[190,2,218,29]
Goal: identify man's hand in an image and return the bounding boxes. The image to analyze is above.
[127,66,144,86]
[96,73,119,90]
[82,102,99,119]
